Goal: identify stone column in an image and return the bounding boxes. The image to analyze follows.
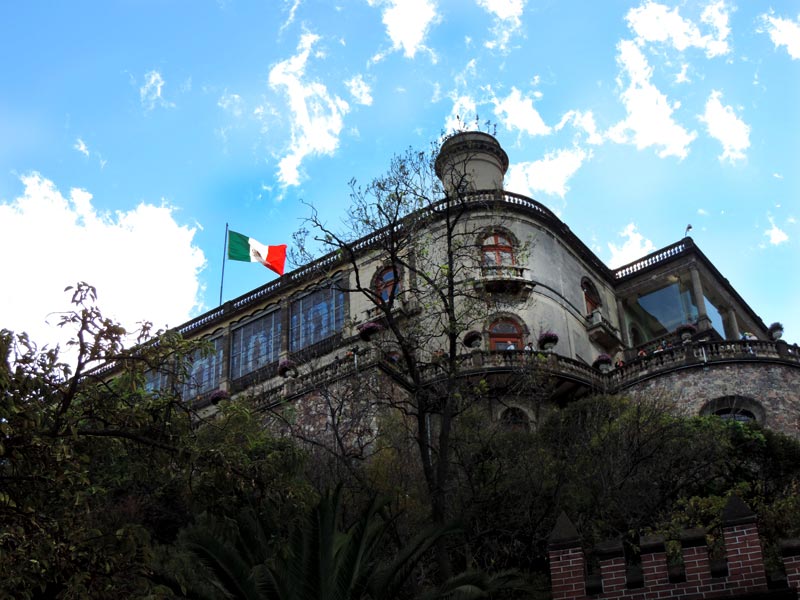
[220,324,232,392]
[689,268,712,331]
[724,306,740,340]
[616,298,630,347]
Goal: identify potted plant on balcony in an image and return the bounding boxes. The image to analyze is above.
[357,321,384,341]
[209,389,230,405]
[538,330,559,351]
[278,359,298,378]
[675,323,697,341]
[768,322,784,340]
[592,353,613,373]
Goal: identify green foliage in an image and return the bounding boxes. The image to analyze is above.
[448,395,800,574]
[0,283,310,599]
[183,486,461,600]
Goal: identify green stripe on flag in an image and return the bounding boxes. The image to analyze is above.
[228,230,252,262]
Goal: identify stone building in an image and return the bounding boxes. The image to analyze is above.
[158,131,800,437]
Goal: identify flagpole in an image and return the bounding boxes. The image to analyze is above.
[219,222,229,306]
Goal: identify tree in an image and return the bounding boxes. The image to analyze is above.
[0,283,311,599]
[291,131,533,579]
[183,486,528,600]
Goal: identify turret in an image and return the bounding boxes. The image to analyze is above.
[434,131,509,195]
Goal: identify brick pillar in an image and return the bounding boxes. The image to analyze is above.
[722,495,767,592]
[596,539,626,597]
[548,512,587,600]
[780,538,800,592]
[680,528,712,590]
[640,534,669,587]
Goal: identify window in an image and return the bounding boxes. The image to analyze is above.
[289,282,346,351]
[488,318,523,350]
[482,233,515,268]
[144,368,170,393]
[714,408,756,423]
[700,396,764,424]
[375,266,400,302]
[231,309,281,379]
[500,407,530,432]
[582,277,602,315]
[183,337,224,397]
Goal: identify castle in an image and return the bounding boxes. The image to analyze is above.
[158,131,799,438]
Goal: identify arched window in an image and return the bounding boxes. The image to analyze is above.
[482,233,515,268]
[700,396,764,425]
[488,319,523,350]
[714,408,756,423]
[375,266,399,302]
[500,407,530,432]
[582,277,602,315]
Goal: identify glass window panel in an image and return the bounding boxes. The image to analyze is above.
[289,283,345,351]
[231,310,281,379]
[183,337,224,396]
[631,282,697,338]
[144,368,169,393]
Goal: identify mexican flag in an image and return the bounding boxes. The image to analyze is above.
[228,230,287,276]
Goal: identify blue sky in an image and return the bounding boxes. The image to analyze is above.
[1,0,798,351]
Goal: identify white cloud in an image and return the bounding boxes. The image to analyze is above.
[697,208,709,216]
[505,146,589,199]
[345,74,373,106]
[556,110,604,145]
[218,91,244,117]
[140,70,174,110]
[0,174,205,360]
[607,223,656,268]
[607,40,697,159]
[443,94,478,134]
[492,87,550,137]
[773,173,784,179]
[280,0,302,32]
[698,90,750,163]
[625,0,730,58]
[760,13,800,60]
[765,217,789,245]
[675,63,690,83]
[74,138,89,156]
[268,33,350,187]
[373,0,438,59]
[477,0,525,51]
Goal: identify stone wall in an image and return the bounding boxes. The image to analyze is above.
[622,360,800,436]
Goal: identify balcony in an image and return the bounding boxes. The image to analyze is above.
[239,340,800,414]
[473,265,534,296]
[585,309,621,349]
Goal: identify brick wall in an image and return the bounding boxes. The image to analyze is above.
[548,496,798,599]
